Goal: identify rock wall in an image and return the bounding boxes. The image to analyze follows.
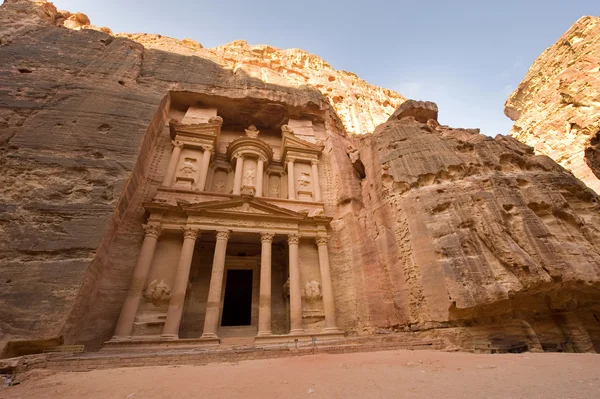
[42,4,405,136]
[0,0,331,355]
[339,105,600,351]
[505,16,600,193]
[2,0,600,355]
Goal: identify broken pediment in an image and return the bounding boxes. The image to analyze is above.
[281,132,324,162]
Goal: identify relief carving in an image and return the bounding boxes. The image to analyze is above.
[143,279,171,306]
[213,180,226,193]
[283,278,290,299]
[179,158,198,177]
[304,280,322,302]
[243,168,255,185]
[298,172,311,187]
[245,124,260,138]
[270,181,280,197]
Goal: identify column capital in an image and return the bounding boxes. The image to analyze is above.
[258,154,268,163]
[286,156,297,163]
[216,229,230,241]
[143,224,161,238]
[315,235,329,246]
[288,234,300,245]
[201,144,214,153]
[260,232,274,243]
[182,227,199,240]
[234,152,245,160]
[208,115,223,124]
[310,159,319,166]
[171,140,184,148]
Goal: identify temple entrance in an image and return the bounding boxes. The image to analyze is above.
[221,269,253,326]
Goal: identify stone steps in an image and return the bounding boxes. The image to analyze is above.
[34,337,444,372]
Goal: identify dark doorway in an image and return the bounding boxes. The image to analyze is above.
[221,269,253,326]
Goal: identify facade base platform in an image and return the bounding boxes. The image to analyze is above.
[102,336,220,352]
[254,331,345,345]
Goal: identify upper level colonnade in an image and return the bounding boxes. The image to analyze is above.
[160,105,325,203]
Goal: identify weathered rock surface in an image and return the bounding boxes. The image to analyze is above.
[388,99,438,123]
[43,5,404,136]
[0,0,330,355]
[2,0,600,356]
[505,16,600,193]
[338,112,600,351]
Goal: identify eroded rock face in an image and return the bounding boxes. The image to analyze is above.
[210,41,405,135]
[505,16,600,193]
[340,114,600,351]
[0,0,330,355]
[32,2,404,136]
[2,0,600,356]
[387,99,438,123]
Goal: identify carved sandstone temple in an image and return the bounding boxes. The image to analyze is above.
[105,103,343,350]
[3,1,600,357]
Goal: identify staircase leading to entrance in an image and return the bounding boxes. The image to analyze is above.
[218,326,257,346]
[220,336,256,346]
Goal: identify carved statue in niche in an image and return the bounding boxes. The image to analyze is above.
[270,181,280,197]
[304,280,322,302]
[213,180,226,193]
[282,278,290,299]
[179,157,198,177]
[245,124,260,138]
[298,172,311,187]
[243,168,255,186]
[143,279,171,306]
[281,124,294,134]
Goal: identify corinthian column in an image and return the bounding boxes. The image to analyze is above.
[112,224,161,340]
[162,140,183,187]
[161,227,198,338]
[311,160,322,202]
[257,232,274,336]
[201,230,230,339]
[196,145,213,191]
[233,155,244,195]
[256,157,265,197]
[288,234,304,334]
[316,235,340,331]
[287,157,296,200]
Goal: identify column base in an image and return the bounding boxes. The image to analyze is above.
[107,335,131,343]
[289,329,305,335]
[257,331,272,337]
[160,334,179,340]
[324,327,343,333]
[200,332,219,340]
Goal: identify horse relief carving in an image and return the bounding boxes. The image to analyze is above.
[304,280,322,302]
[143,279,171,306]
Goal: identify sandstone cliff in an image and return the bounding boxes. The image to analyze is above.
[505,16,600,193]
[41,4,404,136]
[2,0,600,356]
[338,103,600,351]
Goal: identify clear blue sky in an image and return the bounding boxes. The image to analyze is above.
[50,0,598,135]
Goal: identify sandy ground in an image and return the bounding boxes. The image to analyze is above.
[2,349,600,399]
